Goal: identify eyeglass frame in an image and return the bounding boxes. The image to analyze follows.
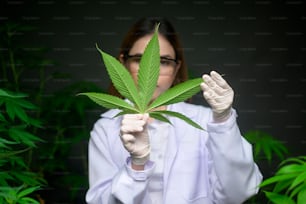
[124,53,179,68]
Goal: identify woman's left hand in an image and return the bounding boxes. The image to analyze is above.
[200,71,234,122]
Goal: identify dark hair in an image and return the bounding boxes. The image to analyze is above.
[108,17,189,97]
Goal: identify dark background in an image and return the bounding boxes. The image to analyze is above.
[1,0,305,203]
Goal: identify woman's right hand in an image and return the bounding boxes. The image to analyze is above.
[120,113,150,166]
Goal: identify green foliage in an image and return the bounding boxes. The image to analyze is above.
[79,25,204,130]
[244,130,289,163]
[243,130,290,203]
[0,89,45,203]
[260,156,306,204]
[0,185,41,204]
[1,22,102,202]
[244,130,305,204]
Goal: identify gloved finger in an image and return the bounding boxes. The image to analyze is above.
[201,81,220,98]
[121,122,145,132]
[121,118,146,127]
[203,90,216,104]
[124,113,145,120]
[121,114,147,132]
[202,74,217,89]
[210,71,231,90]
[120,133,136,152]
[201,81,220,99]
[209,85,225,96]
[120,133,135,144]
[123,113,148,125]
[200,82,210,92]
[124,113,149,121]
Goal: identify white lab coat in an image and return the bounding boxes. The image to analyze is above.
[86,102,262,204]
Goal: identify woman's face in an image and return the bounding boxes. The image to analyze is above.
[122,34,180,101]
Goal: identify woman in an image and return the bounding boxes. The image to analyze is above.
[86,17,262,204]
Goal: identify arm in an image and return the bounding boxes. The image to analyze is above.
[201,71,262,203]
[207,110,262,203]
[85,117,155,204]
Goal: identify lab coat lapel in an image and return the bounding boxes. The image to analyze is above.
[162,102,198,191]
[163,116,180,190]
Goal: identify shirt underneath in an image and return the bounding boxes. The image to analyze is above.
[147,119,170,204]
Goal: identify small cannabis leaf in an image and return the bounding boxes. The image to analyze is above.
[78,24,204,130]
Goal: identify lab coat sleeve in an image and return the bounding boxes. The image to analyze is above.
[85,118,155,204]
[206,109,263,204]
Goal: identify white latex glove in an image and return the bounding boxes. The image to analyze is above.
[200,71,234,122]
[120,113,150,165]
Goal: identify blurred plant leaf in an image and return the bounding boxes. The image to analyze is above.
[0,89,27,98]
[244,130,289,163]
[263,191,295,204]
[17,185,40,199]
[260,156,306,204]
[9,127,43,147]
[0,148,30,159]
[297,187,306,204]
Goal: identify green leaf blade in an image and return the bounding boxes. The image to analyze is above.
[0,89,28,98]
[149,112,172,124]
[137,24,160,111]
[260,174,298,188]
[96,45,141,109]
[263,191,295,204]
[289,170,306,191]
[148,78,203,110]
[17,186,40,198]
[78,92,138,113]
[297,186,306,204]
[276,164,305,175]
[291,183,306,199]
[151,110,204,130]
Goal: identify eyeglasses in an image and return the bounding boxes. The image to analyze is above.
[125,54,178,73]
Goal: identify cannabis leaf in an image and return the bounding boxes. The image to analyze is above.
[96,46,142,110]
[148,78,203,110]
[137,26,160,112]
[78,24,204,130]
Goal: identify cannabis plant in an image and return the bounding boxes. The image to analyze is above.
[244,130,289,163]
[260,156,306,204]
[244,130,289,203]
[79,25,204,130]
[1,22,100,202]
[0,89,45,204]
